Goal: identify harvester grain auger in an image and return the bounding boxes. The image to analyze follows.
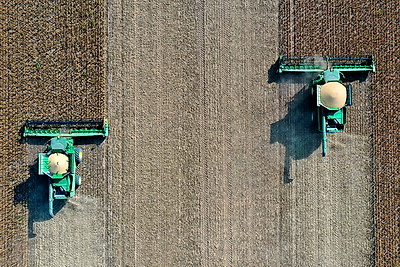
[278,55,375,156]
[23,119,109,217]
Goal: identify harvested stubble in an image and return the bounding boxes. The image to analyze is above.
[0,1,106,265]
[279,0,399,265]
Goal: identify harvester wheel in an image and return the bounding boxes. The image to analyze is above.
[75,147,83,164]
[75,175,82,187]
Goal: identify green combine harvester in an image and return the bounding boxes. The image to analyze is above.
[23,120,108,217]
[278,55,375,156]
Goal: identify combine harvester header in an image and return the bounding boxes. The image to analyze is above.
[23,119,109,138]
[278,55,375,73]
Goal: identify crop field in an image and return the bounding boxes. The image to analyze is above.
[0,0,398,266]
[279,0,399,265]
[0,0,106,265]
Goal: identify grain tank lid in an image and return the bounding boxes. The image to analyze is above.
[320,82,347,109]
[48,153,69,174]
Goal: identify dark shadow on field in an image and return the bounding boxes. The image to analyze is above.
[270,85,321,183]
[341,71,369,83]
[14,163,66,238]
[73,136,106,146]
[267,58,280,83]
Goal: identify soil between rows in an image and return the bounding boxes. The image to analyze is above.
[1,0,397,266]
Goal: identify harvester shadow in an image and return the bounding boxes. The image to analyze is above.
[341,71,369,83]
[270,85,321,183]
[14,161,66,238]
[73,136,106,146]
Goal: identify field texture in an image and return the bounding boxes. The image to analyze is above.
[279,0,399,265]
[0,0,106,265]
[106,0,374,265]
[0,0,398,266]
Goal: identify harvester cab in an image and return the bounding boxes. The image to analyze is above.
[278,55,375,156]
[23,119,108,217]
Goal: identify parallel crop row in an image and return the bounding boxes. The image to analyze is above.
[279,0,399,265]
[0,1,106,265]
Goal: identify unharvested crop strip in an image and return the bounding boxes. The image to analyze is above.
[279,0,399,265]
[0,1,106,265]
